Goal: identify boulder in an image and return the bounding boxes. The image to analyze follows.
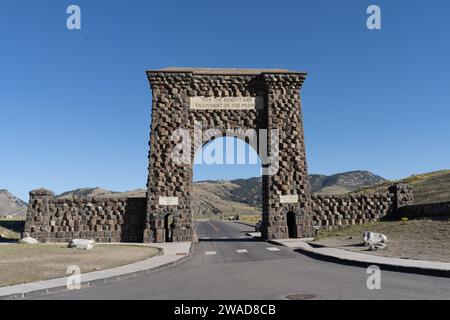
[68,239,95,251]
[20,236,39,244]
[363,231,387,251]
[367,242,388,251]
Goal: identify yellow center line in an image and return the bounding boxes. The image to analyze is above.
[209,220,219,232]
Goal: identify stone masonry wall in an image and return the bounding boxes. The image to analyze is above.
[24,188,146,243]
[398,201,450,219]
[310,184,414,232]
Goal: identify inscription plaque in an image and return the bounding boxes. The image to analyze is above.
[280,194,298,204]
[159,196,179,206]
[190,96,263,110]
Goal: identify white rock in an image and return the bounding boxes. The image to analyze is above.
[77,242,94,250]
[68,239,95,250]
[20,237,39,244]
[363,231,387,243]
[363,231,387,250]
[367,242,388,251]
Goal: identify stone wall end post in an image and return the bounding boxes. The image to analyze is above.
[388,183,414,218]
[23,188,55,239]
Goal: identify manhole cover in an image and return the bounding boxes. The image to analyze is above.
[285,293,317,300]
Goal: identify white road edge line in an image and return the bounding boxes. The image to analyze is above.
[236,249,248,253]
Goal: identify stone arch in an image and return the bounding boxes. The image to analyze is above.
[143,68,312,243]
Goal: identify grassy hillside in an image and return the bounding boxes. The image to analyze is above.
[353,170,450,204]
[310,171,385,194]
[0,189,27,217]
[192,180,260,217]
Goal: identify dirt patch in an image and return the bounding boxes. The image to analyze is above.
[0,244,160,287]
[314,219,450,263]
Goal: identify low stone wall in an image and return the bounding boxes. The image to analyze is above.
[311,193,394,230]
[399,201,450,219]
[24,184,415,242]
[310,184,414,231]
[24,189,146,243]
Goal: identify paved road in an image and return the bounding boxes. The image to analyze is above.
[33,221,450,300]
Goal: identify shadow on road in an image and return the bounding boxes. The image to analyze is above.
[198,238,262,242]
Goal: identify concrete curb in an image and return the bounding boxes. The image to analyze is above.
[272,240,450,278]
[0,242,193,300]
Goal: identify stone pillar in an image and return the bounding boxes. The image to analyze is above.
[144,72,194,243]
[262,73,312,240]
[24,188,55,240]
[388,183,414,215]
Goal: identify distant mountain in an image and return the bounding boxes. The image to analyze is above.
[310,171,386,195]
[192,179,261,217]
[189,171,385,216]
[353,170,450,205]
[0,189,27,217]
[58,188,121,199]
[57,188,145,199]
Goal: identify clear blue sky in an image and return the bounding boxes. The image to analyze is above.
[1,1,449,201]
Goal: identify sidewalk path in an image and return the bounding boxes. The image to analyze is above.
[272,239,450,277]
[0,242,191,299]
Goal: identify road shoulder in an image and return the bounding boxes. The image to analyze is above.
[272,239,450,278]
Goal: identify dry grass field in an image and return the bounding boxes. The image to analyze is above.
[238,214,261,224]
[0,244,160,287]
[315,219,450,262]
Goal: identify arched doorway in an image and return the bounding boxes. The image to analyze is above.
[287,211,297,238]
[164,212,173,242]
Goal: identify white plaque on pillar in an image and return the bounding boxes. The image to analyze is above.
[159,196,179,206]
[280,194,298,204]
[190,96,264,110]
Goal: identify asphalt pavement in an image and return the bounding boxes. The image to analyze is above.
[31,221,450,300]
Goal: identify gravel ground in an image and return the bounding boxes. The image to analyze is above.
[0,244,160,287]
[314,219,450,262]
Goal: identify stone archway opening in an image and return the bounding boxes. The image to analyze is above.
[193,136,263,238]
[164,211,174,242]
[287,211,297,238]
